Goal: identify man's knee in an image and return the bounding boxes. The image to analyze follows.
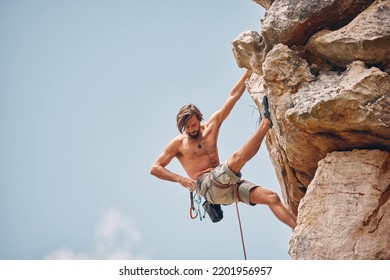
[267,191,281,205]
[249,187,280,205]
[227,152,245,174]
[228,151,246,170]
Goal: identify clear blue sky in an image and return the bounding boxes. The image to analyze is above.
[0,0,292,260]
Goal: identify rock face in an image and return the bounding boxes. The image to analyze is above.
[232,31,270,75]
[290,150,390,260]
[261,0,375,46]
[307,0,390,67]
[233,0,390,259]
[251,0,274,10]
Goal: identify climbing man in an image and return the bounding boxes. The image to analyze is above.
[150,69,297,229]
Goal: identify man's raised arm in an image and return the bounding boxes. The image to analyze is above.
[208,69,252,127]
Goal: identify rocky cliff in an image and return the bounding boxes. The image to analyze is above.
[233,0,390,259]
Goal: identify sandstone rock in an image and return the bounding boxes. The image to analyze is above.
[248,49,390,216]
[262,44,314,97]
[261,0,374,46]
[237,0,390,259]
[307,0,390,67]
[251,0,274,9]
[247,44,315,214]
[232,31,270,75]
[286,61,390,141]
[289,149,390,259]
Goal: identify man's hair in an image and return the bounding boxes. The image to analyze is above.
[176,103,203,133]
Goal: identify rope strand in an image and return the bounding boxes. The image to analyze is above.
[234,185,247,260]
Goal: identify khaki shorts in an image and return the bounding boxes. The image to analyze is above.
[197,161,258,205]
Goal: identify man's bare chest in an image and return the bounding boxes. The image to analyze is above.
[182,136,216,157]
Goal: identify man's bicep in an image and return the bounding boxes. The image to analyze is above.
[154,141,179,167]
[154,151,174,168]
[209,96,235,126]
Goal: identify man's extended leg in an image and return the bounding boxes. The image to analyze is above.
[227,118,271,175]
[227,95,272,175]
[249,187,297,229]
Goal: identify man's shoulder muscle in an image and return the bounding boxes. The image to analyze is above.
[166,135,184,155]
[203,118,221,135]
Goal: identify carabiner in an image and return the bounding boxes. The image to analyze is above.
[190,206,198,219]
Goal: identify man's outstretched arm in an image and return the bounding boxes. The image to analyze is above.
[208,69,252,127]
[150,139,197,192]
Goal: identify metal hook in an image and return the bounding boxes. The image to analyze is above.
[190,206,198,219]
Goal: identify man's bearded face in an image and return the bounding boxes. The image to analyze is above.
[185,115,201,139]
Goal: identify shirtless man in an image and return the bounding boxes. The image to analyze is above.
[150,70,297,229]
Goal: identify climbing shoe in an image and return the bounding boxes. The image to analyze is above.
[262,95,273,128]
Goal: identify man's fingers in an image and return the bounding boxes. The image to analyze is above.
[189,181,197,192]
[183,178,197,192]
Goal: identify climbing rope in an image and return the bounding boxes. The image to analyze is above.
[189,186,247,260]
[234,184,247,260]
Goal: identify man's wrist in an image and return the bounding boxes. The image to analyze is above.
[175,175,183,184]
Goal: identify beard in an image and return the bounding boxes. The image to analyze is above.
[188,129,200,139]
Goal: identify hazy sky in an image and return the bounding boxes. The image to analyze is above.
[1,0,293,260]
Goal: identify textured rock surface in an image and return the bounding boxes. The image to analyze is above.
[247,44,315,213]
[307,0,390,67]
[286,61,390,142]
[261,0,374,46]
[252,0,274,9]
[289,150,390,259]
[235,0,390,259]
[232,31,270,75]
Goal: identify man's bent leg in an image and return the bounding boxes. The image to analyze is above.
[227,118,270,175]
[248,187,297,229]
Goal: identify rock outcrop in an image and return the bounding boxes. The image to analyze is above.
[289,149,390,259]
[260,0,375,46]
[235,0,390,259]
[232,31,271,75]
[252,0,274,10]
[307,0,390,68]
